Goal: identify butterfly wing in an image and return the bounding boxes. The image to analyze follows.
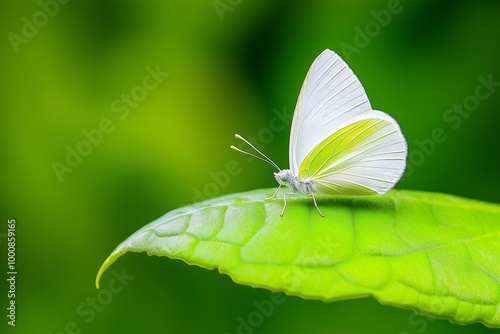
[289,49,373,174]
[297,111,407,195]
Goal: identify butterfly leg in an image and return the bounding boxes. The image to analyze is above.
[265,185,282,201]
[308,193,324,217]
[280,192,295,217]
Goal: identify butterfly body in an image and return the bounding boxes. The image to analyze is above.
[232,49,407,217]
[274,169,315,195]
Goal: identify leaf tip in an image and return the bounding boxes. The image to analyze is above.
[95,250,123,289]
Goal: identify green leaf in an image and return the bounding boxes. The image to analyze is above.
[96,189,500,327]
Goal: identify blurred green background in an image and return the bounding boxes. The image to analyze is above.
[1,0,499,333]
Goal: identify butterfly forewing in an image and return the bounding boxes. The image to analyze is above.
[289,49,373,174]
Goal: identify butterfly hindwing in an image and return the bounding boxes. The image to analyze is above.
[298,111,407,195]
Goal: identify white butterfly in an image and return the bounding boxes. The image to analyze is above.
[231,49,407,217]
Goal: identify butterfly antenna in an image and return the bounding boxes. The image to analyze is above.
[230,134,281,171]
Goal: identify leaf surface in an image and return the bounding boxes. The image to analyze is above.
[96,189,500,327]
